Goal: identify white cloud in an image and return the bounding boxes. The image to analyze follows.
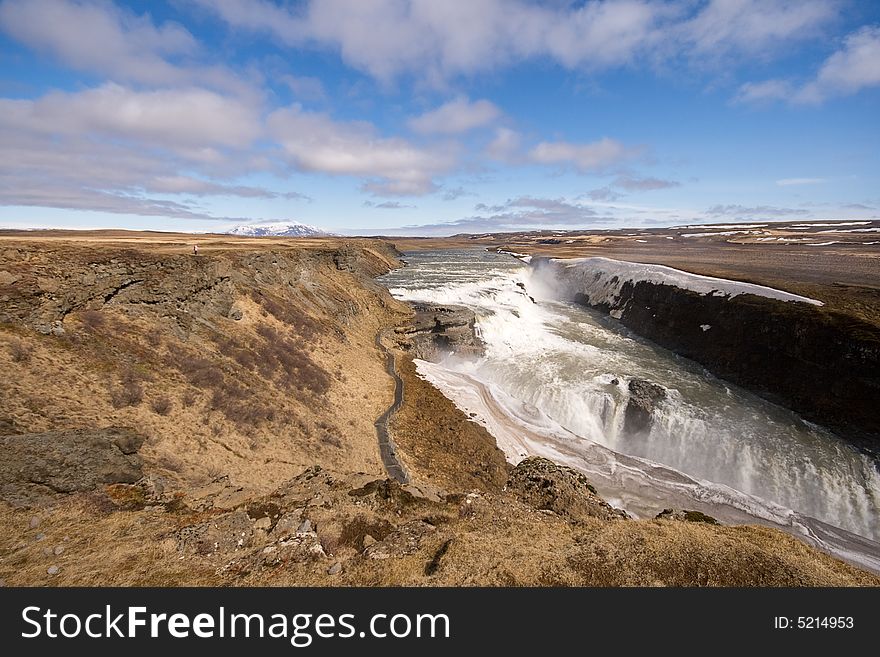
[397,195,609,234]
[197,0,836,83]
[0,0,247,93]
[680,0,834,60]
[281,74,327,101]
[1,83,261,150]
[797,26,880,103]
[734,79,794,104]
[486,127,522,163]
[408,97,500,134]
[776,178,826,186]
[529,137,631,172]
[267,105,456,196]
[737,25,880,105]
[0,82,289,220]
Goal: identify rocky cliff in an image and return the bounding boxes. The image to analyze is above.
[0,237,411,491]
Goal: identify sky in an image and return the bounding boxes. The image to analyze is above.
[0,0,879,235]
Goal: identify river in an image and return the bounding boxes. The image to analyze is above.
[378,248,880,571]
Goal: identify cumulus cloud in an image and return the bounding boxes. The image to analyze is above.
[529,137,632,172]
[408,97,500,134]
[0,0,245,93]
[679,0,834,61]
[440,186,475,201]
[424,195,607,232]
[486,127,523,163]
[1,83,261,150]
[0,82,302,221]
[268,104,456,196]
[197,0,837,83]
[736,26,880,105]
[797,26,880,103]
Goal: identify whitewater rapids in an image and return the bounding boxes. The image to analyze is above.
[378,249,880,572]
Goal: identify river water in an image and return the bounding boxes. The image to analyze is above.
[378,249,880,570]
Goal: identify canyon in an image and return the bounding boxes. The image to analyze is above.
[0,230,877,586]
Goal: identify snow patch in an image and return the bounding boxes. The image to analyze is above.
[497,249,531,262]
[681,230,755,237]
[791,222,870,228]
[541,256,823,306]
[226,221,326,237]
[674,224,767,230]
[819,227,880,233]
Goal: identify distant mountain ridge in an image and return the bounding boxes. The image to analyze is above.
[226,221,327,237]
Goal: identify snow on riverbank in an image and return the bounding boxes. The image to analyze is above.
[543,256,823,306]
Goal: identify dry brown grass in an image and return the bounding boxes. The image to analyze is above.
[79,309,105,331]
[391,356,510,494]
[8,339,31,363]
[0,498,221,587]
[150,395,172,416]
[250,289,321,340]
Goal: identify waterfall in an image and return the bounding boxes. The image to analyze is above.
[379,248,880,569]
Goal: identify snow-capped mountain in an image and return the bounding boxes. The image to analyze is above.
[226,221,327,237]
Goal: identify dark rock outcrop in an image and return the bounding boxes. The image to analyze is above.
[655,508,719,525]
[0,240,402,336]
[400,303,484,360]
[623,378,667,435]
[561,274,880,454]
[506,457,627,522]
[0,427,144,506]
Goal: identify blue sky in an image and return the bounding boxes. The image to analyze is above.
[1,0,878,235]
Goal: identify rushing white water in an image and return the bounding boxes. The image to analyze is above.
[379,249,880,570]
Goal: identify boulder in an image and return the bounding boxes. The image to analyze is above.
[506,457,627,522]
[403,303,484,360]
[623,378,666,435]
[176,510,255,556]
[363,521,436,560]
[0,427,144,506]
[655,508,719,525]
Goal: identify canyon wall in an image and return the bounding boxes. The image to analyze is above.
[535,257,880,454]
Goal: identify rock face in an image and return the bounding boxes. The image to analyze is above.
[401,303,484,360]
[0,427,144,506]
[623,378,667,435]
[0,242,401,336]
[506,457,627,522]
[655,508,719,524]
[554,271,880,453]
